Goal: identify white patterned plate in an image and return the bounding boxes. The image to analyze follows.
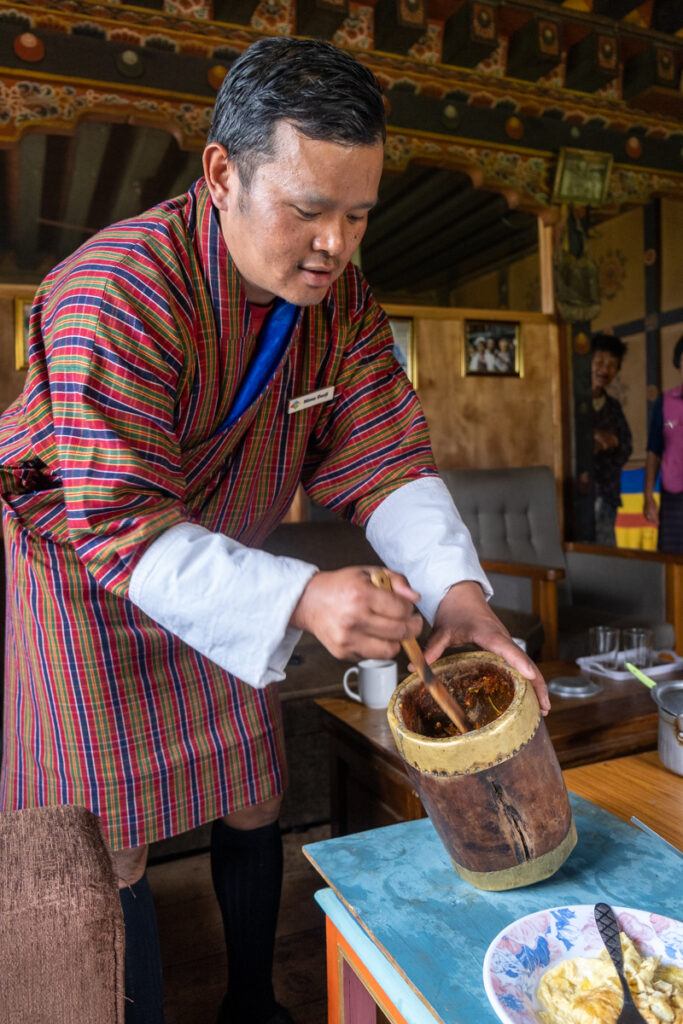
[482,904,683,1024]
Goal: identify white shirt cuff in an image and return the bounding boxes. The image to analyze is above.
[366,477,492,625]
[128,522,318,688]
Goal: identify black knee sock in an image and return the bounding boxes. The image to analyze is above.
[119,874,165,1024]
[211,818,284,1024]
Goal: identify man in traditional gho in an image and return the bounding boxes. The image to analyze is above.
[0,38,548,1024]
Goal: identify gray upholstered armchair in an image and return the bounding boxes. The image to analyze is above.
[441,465,683,662]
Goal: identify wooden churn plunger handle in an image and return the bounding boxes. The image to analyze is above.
[369,568,470,735]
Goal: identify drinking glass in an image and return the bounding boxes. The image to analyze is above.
[588,626,620,669]
[622,627,653,669]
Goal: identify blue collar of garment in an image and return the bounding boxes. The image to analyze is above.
[221,297,300,430]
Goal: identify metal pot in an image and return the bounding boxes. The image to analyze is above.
[651,680,683,776]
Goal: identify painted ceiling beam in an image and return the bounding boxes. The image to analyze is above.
[421,220,537,292]
[2,0,683,210]
[212,0,262,27]
[441,0,499,68]
[448,224,538,286]
[376,193,510,285]
[651,2,683,33]
[363,179,479,274]
[373,0,427,55]
[565,30,619,92]
[106,127,174,227]
[363,168,457,243]
[56,122,111,261]
[296,0,349,40]
[593,0,643,17]
[506,14,563,81]
[623,42,683,114]
[16,132,46,269]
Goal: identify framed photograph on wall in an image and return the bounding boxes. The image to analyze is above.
[14,295,34,371]
[388,317,417,388]
[464,320,521,377]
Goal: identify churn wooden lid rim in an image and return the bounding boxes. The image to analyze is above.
[387,651,540,776]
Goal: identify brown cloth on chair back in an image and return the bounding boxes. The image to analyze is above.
[0,805,125,1024]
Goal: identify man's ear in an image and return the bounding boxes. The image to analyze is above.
[203,142,236,211]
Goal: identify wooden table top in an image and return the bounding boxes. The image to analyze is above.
[316,658,659,769]
[564,751,682,850]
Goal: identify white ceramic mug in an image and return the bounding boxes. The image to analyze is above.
[343,659,398,709]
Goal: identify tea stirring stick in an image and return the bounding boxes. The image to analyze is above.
[624,662,657,689]
[369,568,470,735]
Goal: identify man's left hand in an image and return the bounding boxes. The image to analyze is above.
[422,580,550,714]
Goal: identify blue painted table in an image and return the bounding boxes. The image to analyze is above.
[303,793,681,1024]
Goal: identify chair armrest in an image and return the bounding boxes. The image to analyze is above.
[481,559,565,582]
[480,559,563,660]
[564,542,682,565]
[564,543,683,654]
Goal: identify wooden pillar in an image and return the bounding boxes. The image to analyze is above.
[572,323,595,541]
[643,199,662,421]
[538,217,555,315]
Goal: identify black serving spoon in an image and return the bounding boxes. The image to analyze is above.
[594,903,647,1024]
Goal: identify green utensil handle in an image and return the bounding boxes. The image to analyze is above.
[624,662,656,689]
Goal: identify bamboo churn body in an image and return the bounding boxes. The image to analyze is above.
[387,652,577,891]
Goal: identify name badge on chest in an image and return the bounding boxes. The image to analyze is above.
[288,386,335,414]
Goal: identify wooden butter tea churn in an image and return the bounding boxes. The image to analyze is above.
[387,651,577,891]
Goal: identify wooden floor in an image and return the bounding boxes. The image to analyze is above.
[149,825,330,1024]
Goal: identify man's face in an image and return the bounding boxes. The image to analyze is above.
[591,349,620,392]
[209,121,384,306]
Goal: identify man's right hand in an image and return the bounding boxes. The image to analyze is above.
[290,566,423,662]
[643,493,659,526]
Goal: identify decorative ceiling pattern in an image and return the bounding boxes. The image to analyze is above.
[1,0,682,295]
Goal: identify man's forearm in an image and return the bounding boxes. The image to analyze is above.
[128,522,318,687]
[644,450,660,498]
[366,476,492,624]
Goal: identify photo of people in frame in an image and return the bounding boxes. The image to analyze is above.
[465,320,521,377]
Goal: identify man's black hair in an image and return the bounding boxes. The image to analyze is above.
[208,37,386,188]
[591,332,627,365]
[673,334,683,369]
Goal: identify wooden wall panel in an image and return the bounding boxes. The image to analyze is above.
[661,321,683,391]
[591,207,644,333]
[386,306,562,482]
[661,198,683,315]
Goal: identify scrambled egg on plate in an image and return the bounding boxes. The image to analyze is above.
[537,933,683,1024]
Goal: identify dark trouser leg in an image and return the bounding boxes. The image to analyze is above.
[211,818,284,1024]
[119,874,165,1024]
[594,496,617,546]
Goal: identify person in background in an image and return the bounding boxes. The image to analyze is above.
[587,333,632,545]
[484,335,498,371]
[644,335,683,552]
[493,336,514,374]
[468,336,487,372]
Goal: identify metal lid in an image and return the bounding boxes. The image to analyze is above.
[653,679,683,717]
[548,675,603,699]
